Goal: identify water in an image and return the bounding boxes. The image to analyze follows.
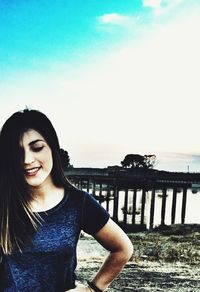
[116,189,200,228]
[80,185,200,228]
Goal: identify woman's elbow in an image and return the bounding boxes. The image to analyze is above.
[116,236,133,263]
[124,238,134,261]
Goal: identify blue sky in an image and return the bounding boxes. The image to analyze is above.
[0,0,200,172]
[0,0,140,72]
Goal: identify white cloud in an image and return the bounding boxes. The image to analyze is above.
[97,13,134,26]
[143,0,184,15]
[143,0,162,9]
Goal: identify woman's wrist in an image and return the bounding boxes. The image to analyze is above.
[87,281,104,292]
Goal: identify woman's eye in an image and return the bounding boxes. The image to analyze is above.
[32,146,44,152]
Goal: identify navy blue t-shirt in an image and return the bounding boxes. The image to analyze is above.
[1,188,110,291]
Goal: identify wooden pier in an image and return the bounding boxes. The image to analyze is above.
[65,167,200,231]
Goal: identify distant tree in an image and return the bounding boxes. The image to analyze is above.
[59,148,71,170]
[143,154,157,169]
[121,154,156,169]
[121,154,144,168]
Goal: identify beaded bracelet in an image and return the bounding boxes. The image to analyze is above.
[87,281,103,292]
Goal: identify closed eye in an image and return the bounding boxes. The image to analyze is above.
[32,146,44,152]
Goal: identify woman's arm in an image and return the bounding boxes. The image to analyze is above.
[89,218,133,291]
[67,218,133,291]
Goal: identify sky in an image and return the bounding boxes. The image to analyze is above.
[0,0,200,172]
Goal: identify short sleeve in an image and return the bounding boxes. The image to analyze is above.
[81,192,110,235]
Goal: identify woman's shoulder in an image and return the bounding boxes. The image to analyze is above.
[67,186,88,204]
[68,185,86,197]
[67,186,97,209]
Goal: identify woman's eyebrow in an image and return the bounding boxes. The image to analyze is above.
[29,139,45,146]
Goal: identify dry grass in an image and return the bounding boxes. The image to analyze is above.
[129,225,200,264]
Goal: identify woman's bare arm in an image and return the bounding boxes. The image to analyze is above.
[67,218,133,291]
[89,218,133,290]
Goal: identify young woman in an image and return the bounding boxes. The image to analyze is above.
[0,109,133,291]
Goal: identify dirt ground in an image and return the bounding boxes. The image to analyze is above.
[76,225,200,291]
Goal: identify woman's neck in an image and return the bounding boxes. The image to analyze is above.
[30,181,65,212]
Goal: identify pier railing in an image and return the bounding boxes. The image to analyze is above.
[65,167,200,231]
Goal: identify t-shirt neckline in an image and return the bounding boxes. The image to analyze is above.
[34,189,69,215]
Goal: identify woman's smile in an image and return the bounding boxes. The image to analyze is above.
[24,166,42,176]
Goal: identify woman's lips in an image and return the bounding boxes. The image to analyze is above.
[25,167,41,176]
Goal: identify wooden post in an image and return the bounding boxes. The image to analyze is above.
[87,179,90,193]
[161,188,167,226]
[171,187,177,224]
[80,180,84,190]
[123,189,128,225]
[106,184,110,212]
[181,187,187,224]
[113,182,119,223]
[140,189,146,226]
[78,179,82,190]
[149,189,155,229]
[99,182,103,205]
[92,180,96,196]
[132,189,137,225]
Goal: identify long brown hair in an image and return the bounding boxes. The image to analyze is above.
[0,109,72,254]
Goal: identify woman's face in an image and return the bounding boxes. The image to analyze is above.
[20,129,53,188]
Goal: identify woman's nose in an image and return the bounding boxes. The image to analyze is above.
[24,150,35,164]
